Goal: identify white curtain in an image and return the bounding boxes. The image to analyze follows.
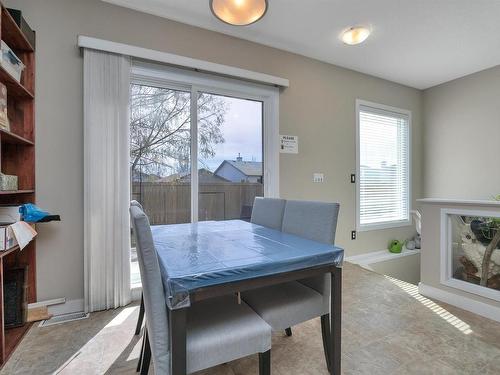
[83,49,131,312]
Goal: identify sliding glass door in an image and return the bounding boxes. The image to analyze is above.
[130,87,264,225]
[130,83,192,225]
[129,64,278,286]
[129,83,192,286]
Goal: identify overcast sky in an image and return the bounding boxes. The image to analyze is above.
[200,95,263,171]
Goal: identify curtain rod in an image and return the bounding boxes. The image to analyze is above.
[77,35,289,88]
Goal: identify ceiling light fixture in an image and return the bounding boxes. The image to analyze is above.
[341,26,371,45]
[210,0,268,26]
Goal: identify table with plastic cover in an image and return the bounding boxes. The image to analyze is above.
[151,219,344,375]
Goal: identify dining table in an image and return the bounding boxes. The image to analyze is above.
[151,219,344,375]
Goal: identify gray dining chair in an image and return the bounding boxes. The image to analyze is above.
[130,205,272,375]
[130,200,146,337]
[250,197,286,230]
[242,199,340,371]
[249,196,289,337]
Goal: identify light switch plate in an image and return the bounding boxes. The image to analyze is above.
[313,173,324,183]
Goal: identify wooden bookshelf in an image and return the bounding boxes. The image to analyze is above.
[0,2,35,367]
[0,65,33,99]
[0,128,34,145]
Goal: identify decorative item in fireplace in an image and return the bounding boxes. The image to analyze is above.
[454,214,500,291]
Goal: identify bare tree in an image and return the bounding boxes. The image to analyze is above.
[130,85,227,177]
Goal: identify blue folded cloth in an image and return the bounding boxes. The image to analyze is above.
[19,203,60,223]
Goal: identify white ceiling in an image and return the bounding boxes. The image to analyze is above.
[103,0,500,89]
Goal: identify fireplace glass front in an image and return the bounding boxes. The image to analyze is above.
[450,214,500,293]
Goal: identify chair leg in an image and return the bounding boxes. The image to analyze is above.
[141,329,152,375]
[285,327,292,337]
[136,329,145,372]
[259,350,271,375]
[330,268,342,375]
[321,314,331,372]
[135,295,145,335]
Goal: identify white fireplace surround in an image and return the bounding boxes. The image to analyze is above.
[439,207,500,302]
[417,198,500,323]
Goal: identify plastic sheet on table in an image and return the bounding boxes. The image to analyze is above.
[152,220,344,310]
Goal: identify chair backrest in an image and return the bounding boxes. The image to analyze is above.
[130,200,144,210]
[250,197,286,230]
[282,200,340,302]
[282,200,340,244]
[130,205,170,374]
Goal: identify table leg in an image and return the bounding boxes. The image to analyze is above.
[330,267,342,375]
[170,308,187,375]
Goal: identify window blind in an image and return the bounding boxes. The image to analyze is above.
[357,103,410,230]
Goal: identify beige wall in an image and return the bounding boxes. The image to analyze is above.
[370,254,421,285]
[423,65,500,199]
[5,0,423,305]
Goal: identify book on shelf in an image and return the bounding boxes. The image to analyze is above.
[0,222,37,251]
[0,205,20,251]
[0,224,17,250]
[0,206,37,251]
[0,82,9,131]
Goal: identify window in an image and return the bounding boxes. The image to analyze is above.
[356,100,411,231]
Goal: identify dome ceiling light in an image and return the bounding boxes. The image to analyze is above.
[210,0,268,26]
[341,26,371,45]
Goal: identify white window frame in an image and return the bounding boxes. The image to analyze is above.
[355,99,412,232]
[131,61,280,222]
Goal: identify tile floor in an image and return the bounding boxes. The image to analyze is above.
[2,263,500,374]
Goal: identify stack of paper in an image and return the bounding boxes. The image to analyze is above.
[0,206,37,250]
[0,205,21,225]
[0,222,37,250]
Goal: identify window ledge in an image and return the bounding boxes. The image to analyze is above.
[346,248,420,267]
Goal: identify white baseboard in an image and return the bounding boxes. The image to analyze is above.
[46,290,141,317]
[47,298,85,316]
[28,297,66,310]
[418,283,500,323]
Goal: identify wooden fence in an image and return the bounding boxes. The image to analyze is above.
[132,182,263,225]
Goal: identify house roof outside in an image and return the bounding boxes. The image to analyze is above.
[161,168,230,183]
[131,170,161,182]
[135,157,263,184]
[214,160,263,177]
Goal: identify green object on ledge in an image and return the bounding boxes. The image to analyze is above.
[388,240,404,254]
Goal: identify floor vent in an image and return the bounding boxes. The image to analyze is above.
[39,311,89,327]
